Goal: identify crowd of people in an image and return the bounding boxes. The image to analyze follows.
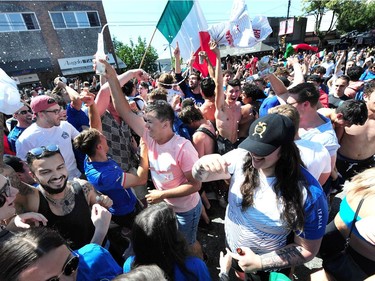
[1,41,375,281]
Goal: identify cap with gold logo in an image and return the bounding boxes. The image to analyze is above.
[238,114,295,156]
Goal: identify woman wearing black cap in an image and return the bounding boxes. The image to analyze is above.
[192,114,329,281]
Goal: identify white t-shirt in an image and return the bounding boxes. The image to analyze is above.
[166,88,183,105]
[16,121,81,179]
[223,148,328,254]
[224,148,293,254]
[295,138,331,180]
[299,114,340,157]
[321,61,335,78]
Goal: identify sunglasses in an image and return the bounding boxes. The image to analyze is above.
[43,108,62,115]
[46,252,79,281]
[0,178,11,208]
[16,109,32,115]
[28,145,60,159]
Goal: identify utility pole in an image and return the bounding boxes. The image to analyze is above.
[284,0,291,47]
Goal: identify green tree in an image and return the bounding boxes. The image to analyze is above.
[334,0,375,33]
[303,0,339,47]
[113,36,158,73]
[303,0,375,43]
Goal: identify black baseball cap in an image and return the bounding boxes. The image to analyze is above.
[238,114,295,156]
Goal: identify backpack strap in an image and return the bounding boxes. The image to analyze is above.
[344,197,365,250]
[196,127,217,141]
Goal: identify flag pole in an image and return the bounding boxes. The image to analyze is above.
[140,0,171,69]
[139,27,158,69]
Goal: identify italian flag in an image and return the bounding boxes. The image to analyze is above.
[157,0,216,76]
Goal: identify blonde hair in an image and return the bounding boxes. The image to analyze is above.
[346,167,375,197]
[268,104,300,131]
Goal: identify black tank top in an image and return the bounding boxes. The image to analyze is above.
[38,181,95,250]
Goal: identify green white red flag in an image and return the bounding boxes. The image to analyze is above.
[156,0,209,63]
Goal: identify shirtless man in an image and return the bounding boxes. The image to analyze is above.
[199,77,216,124]
[212,43,242,155]
[238,83,262,141]
[318,99,368,140]
[336,81,375,181]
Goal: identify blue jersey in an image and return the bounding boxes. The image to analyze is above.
[84,157,137,216]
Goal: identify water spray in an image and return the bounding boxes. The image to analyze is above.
[95,23,109,75]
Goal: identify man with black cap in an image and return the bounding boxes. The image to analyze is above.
[192,114,328,280]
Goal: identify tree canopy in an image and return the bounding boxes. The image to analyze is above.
[302,0,339,46]
[334,0,375,33]
[113,36,158,73]
[303,0,375,35]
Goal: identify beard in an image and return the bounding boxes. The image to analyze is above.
[40,177,68,195]
[190,83,198,90]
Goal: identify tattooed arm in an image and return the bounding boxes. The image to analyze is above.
[78,179,113,208]
[1,165,38,213]
[232,236,322,272]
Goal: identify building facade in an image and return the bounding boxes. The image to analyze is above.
[0,0,122,88]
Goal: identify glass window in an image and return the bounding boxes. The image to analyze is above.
[0,12,40,32]
[50,11,101,29]
[0,14,11,31]
[22,13,40,30]
[51,12,65,29]
[8,13,26,31]
[64,12,77,28]
[87,12,100,27]
[76,12,89,27]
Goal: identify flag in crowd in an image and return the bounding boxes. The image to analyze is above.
[191,31,217,77]
[156,0,273,67]
[156,0,208,63]
[208,0,272,48]
[209,0,255,47]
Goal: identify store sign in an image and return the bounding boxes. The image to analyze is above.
[13,73,39,84]
[58,54,115,70]
[59,54,109,75]
[58,54,125,75]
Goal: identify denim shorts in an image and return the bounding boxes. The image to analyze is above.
[175,200,202,245]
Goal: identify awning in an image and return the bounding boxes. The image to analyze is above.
[0,58,53,76]
[219,42,275,57]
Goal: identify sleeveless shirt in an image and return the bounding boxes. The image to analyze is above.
[38,181,95,250]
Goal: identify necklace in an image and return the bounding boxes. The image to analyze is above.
[43,188,74,207]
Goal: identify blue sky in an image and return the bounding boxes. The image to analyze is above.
[102,0,304,58]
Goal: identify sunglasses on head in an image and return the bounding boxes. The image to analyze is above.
[46,252,79,281]
[28,145,60,159]
[0,178,11,208]
[17,109,32,115]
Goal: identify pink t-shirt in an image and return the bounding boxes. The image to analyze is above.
[143,131,200,213]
